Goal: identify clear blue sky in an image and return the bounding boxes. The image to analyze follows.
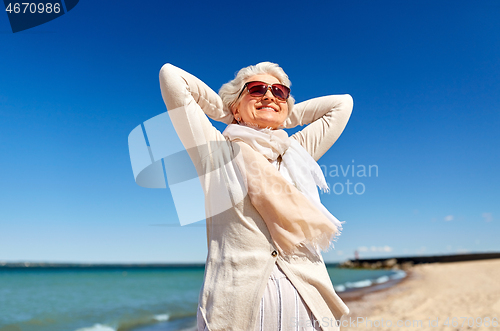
[1,0,499,263]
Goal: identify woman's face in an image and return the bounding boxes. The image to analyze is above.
[232,74,288,129]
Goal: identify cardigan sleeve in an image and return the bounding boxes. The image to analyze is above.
[159,63,226,166]
[286,95,353,161]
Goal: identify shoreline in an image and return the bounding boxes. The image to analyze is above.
[336,267,417,326]
[338,270,410,303]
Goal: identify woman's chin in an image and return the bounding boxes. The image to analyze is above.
[251,121,281,129]
[251,117,284,129]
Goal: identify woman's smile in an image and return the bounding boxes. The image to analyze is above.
[257,105,279,112]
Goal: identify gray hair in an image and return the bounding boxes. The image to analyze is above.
[219,62,295,117]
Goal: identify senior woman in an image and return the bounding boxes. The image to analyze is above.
[159,62,353,331]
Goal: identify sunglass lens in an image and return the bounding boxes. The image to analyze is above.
[272,85,289,100]
[247,83,268,97]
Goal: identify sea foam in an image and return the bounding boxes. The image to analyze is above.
[154,313,170,321]
[74,323,116,331]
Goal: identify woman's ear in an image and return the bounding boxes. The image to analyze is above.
[231,106,240,122]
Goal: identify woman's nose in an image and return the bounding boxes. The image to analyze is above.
[262,87,276,101]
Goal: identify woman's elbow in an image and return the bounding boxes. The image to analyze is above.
[343,94,354,112]
[159,63,186,109]
[159,63,178,90]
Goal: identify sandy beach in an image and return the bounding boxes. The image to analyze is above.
[340,259,500,331]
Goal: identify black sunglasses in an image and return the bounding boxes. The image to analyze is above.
[237,81,290,102]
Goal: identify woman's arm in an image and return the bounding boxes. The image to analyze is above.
[285,95,353,161]
[159,64,227,164]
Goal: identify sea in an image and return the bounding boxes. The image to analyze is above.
[0,264,405,331]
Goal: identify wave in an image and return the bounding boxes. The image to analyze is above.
[345,279,372,288]
[72,312,193,331]
[153,313,170,321]
[75,324,116,331]
[333,270,407,292]
[390,270,407,279]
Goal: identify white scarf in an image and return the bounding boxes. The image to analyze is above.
[223,124,342,256]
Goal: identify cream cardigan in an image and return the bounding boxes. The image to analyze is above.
[159,63,353,331]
